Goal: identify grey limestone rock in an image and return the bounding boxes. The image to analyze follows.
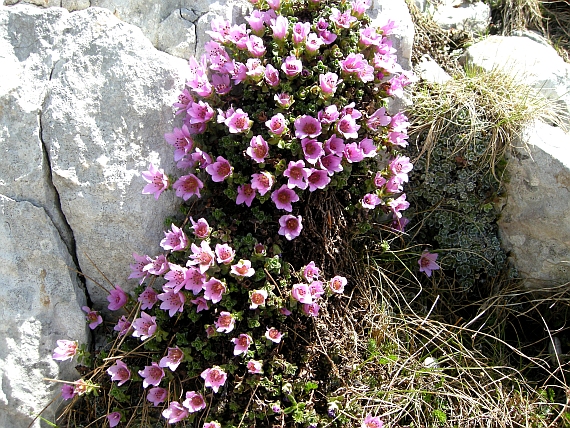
[0,195,88,428]
[498,122,570,289]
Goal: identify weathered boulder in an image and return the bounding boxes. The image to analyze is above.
[498,121,570,289]
[414,0,490,34]
[1,4,187,423]
[462,35,570,124]
[0,196,88,428]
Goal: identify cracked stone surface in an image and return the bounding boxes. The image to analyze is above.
[0,4,187,424]
[0,196,88,428]
[498,122,570,289]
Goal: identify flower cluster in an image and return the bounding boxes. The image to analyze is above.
[52,0,414,425]
[142,0,414,241]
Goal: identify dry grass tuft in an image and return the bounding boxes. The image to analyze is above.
[407,67,568,178]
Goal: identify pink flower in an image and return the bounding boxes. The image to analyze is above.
[303,262,320,282]
[291,283,312,304]
[61,384,77,400]
[419,252,440,277]
[107,360,131,386]
[191,217,210,239]
[278,215,303,240]
[188,241,216,273]
[250,289,268,309]
[264,63,280,87]
[114,315,132,336]
[147,387,167,406]
[391,216,410,232]
[215,311,235,333]
[344,142,365,163]
[374,172,387,189]
[141,163,169,200]
[361,193,382,209]
[215,243,236,265]
[251,171,275,196]
[330,7,357,28]
[319,154,343,175]
[343,102,362,119]
[359,138,377,158]
[231,259,255,277]
[203,278,227,303]
[201,366,227,393]
[245,58,265,80]
[52,340,78,361]
[307,169,330,191]
[204,422,222,428]
[336,115,360,139]
[231,333,253,355]
[160,224,188,252]
[284,160,310,190]
[183,391,207,413]
[265,327,283,343]
[212,73,232,95]
[309,281,325,299]
[138,287,158,310]
[162,401,189,424]
[173,174,204,200]
[246,35,266,57]
[265,113,287,136]
[143,254,169,276]
[329,275,347,293]
[206,156,233,182]
[158,290,185,317]
[390,111,410,133]
[267,0,280,10]
[362,413,384,428]
[389,193,410,218]
[224,108,253,133]
[139,362,165,388]
[191,148,213,167]
[271,185,299,212]
[188,100,215,124]
[302,138,325,164]
[82,306,102,329]
[173,89,193,115]
[318,105,340,125]
[159,347,185,371]
[319,29,337,44]
[305,32,324,53]
[319,72,340,94]
[247,360,263,374]
[281,55,303,77]
[302,302,320,317]
[294,115,322,139]
[107,412,121,428]
[245,9,265,33]
[165,126,194,162]
[205,16,231,42]
[191,296,210,312]
[367,107,391,130]
[274,92,294,109]
[389,155,413,181]
[292,21,311,44]
[246,135,269,162]
[325,134,345,155]
[164,264,190,292]
[352,0,371,17]
[270,15,288,40]
[132,311,157,340]
[128,252,150,282]
[236,184,257,207]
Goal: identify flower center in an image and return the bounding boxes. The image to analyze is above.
[252,292,265,305]
[217,163,230,176]
[286,219,298,229]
